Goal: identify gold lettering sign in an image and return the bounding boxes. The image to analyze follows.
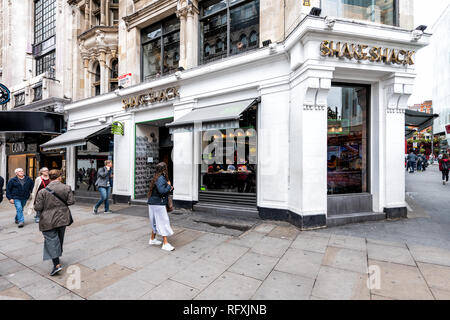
[122,87,180,110]
[320,40,415,65]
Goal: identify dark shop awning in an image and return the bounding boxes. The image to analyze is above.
[405,110,439,138]
[167,98,258,133]
[0,111,64,134]
[40,125,110,151]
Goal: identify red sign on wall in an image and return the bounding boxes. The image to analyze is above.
[445,125,450,134]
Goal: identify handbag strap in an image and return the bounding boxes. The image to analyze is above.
[45,187,68,207]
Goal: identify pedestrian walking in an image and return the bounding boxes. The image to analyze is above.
[87,168,97,191]
[439,154,449,185]
[421,154,428,171]
[0,175,4,204]
[147,162,175,251]
[407,151,417,173]
[6,168,34,228]
[417,155,423,171]
[27,167,50,223]
[34,169,74,276]
[93,160,113,214]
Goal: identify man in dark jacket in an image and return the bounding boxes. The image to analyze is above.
[0,175,4,204]
[93,160,113,214]
[34,169,74,276]
[6,168,34,228]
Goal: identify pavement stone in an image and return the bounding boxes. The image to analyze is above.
[0,286,32,300]
[0,277,14,291]
[416,262,450,292]
[251,236,291,258]
[253,223,277,234]
[312,266,370,300]
[408,244,450,267]
[251,270,314,300]
[171,258,229,291]
[228,251,279,281]
[89,276,154,300]
[227,231,265,248]
[267,225,300,241]
[79,247,134,271]
[291,233,330,254]
[5,268,44,288]
[116,246,168,271]
[201,242,249,267]
[328,234,367,252]
[368,259,434,300]
[195,271,261,300]
[366,238,407,248]
[367,243,416,266]
[274,248,323,279]
[0,259,27,275]
[56,292,85,300]
[20,277,70,300]
[168,229,205,249]
[322,246,367,274]
[141,279,199,300]
[430,287,450,300]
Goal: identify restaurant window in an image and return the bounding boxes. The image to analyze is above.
[200,104,257,194]
[200,0,260,64]
[327,84,369,195]
[321,0,397,26]
[141,16,180,81]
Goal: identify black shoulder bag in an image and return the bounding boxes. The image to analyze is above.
[46,187,74,226]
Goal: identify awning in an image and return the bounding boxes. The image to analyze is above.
[167,98,258,133]
[0,111,64,134]
[40,125,110,151]
[405,110,439,138]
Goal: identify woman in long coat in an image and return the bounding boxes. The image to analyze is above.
[34,169,74,276]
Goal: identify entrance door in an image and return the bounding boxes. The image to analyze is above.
[327,83,371,215]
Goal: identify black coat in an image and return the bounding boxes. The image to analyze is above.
[0,176,4,203]
[147,175,172,205]
[6,176,34,200]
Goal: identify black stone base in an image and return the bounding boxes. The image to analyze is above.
[112,194,131,204]
[173,200,195,210]
[384,207,407,219]
[258,207,326,230]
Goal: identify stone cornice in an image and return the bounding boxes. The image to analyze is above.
[123,0,177,30]
[78,26,118,41]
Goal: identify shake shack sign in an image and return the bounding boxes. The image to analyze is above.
[320,40,415,65]
[122,87,179,110]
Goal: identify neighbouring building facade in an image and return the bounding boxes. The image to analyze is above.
[39,0,430,229]
[0,0,73,182]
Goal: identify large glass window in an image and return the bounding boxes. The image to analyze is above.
[34,0,56,76]
[327,84,369,195]
[200,105,257,194]
[322,0,396,26]
[142,17,180,81]
[200,0,259,64]
[36,51,55,76]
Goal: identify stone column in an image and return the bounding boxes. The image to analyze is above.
[176,8,187,69]
[99,50,107,94]
[0,141,6,182]
[100,0,106,25]
[66,146,77,191]
[185,3,199,69]
[83,57,90,98]
[84,4,90,31]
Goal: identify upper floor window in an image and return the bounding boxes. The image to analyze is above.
[36,51,55,76]
[141,16,180,81]
[321,0,397,26]
[200,0,260,64]
[34,0,56,76]
[94,63,101,96]
[110,59,119,91]
[14,92,25,107]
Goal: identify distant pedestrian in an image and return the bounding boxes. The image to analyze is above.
[87,168,97,191]
[6,168,34,228]
[0,175,4,204]
[34,169,74,276]
[439,154,450,185]
[93,160,113,214]
[417,155,423,171]
[147,162,175,251]
[407,151,417,173]
[27,167,50,223]
[421,154,428,171]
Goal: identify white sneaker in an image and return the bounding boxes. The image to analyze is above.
[161,243,175,251]
[149,238,162,245]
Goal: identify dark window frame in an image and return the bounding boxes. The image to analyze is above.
[141,15,180,82]
[33,0,56,75]
[199,0,260,65]
[14,92,26,108]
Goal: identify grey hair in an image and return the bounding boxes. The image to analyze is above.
[14,168,24,174]
[39,167,49,174]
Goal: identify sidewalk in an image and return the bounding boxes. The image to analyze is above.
[1,200,450,300]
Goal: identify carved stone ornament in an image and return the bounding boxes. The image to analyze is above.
[324,17,336,29]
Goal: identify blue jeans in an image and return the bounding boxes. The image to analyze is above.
[14,199,27,223]
[95,187,110,212]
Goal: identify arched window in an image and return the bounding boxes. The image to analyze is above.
[93,62,101,96]
[110,59,119,91]
[216,39,224,53]
[249,31,258,47]
[239,34,248,49]
[204,44,211,57]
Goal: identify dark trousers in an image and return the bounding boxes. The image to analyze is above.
[43,226,66,262]
[442,170,449,182]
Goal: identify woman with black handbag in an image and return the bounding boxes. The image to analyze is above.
[147,162,175,251]
[34,169,75,276]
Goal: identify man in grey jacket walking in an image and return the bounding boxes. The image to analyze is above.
[93,160,113,214]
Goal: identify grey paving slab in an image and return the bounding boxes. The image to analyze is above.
[322,246,368,274]
[116,246,168,270]
[195,271,262,300]
[79,247,134,270]
[251,270,314,300]
[0,286,32,300]
[430,288,450,300]
[88,276,154,300]
[253,223,277,234]
[21,277,70,300]
[228,251,279,281]
[172,233,229,262]
[141,279,199,300]
[131,254,192,286]
[17,252,44,267]
[201,242,249,267]
[267,225,300,241]
[56,292,85,300]
[4,268,44,289]
[250,236,291,258]
[171,258,228,291]
[367,243,416,266]
[417,262,450,292]
[227,231,265,248]
[366,238,407,248]
[408,244,450,267]
[0,253,7,261]
[274,248,323,279]
[291,234,329,253]
[328,234,367,252]
[312,266,370,300]
[0,277,14,291]
[368,259,434,300]
[0,259,27,275]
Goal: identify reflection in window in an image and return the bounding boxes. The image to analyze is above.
[327,85,369,195]
[200,105,257,194]
[200,0,259,64]
[142,17,179,81]
[321,0,396,26]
